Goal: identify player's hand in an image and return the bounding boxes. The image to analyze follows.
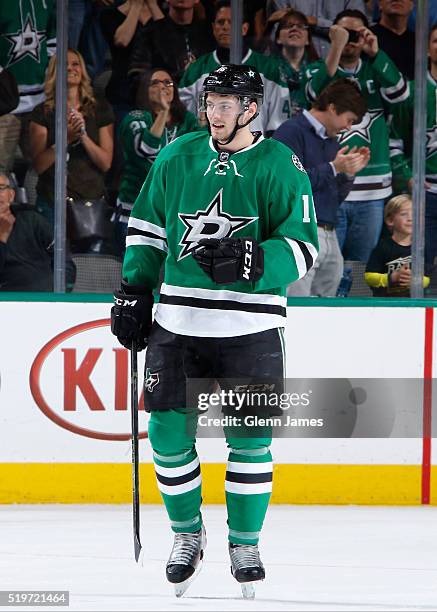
[359,27,378,57]
[329,25,349,50]
[193,237,264,284]
[111,286,154,351]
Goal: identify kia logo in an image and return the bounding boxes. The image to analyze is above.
[29,319,148,441]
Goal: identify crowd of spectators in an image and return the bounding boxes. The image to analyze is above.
[0,0,434,296]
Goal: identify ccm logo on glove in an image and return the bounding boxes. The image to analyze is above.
[193,237,264,284]
[114,297,139,307]
[243,239,254,280]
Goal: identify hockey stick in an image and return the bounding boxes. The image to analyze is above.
[130,340,142,562]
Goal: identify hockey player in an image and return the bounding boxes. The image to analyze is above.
[111,64,319,598]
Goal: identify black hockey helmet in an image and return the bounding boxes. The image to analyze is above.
[199,64,263,145]
[200,63,264,107]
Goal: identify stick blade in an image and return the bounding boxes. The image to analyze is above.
[134,536,142,563]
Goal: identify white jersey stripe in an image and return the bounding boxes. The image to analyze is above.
[352,173,392,184]
[128,217,167,237]
[283,238,310,279]
[154,304,285,338]
[126,236,168,251]
[160,283,286,307]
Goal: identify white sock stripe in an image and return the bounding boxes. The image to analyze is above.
[154,456,200,478]
[229,447,270,456]
[158,474,202,496]
[170,515,202,529]
[153,449,193,463]
[228,529,260,540]
[227,461,273,474]
[225,481,272,495]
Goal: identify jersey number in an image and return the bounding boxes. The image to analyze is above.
[302,194,313,223]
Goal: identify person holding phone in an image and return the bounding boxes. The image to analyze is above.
[304,9,409,293]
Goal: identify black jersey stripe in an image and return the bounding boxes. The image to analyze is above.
[159,294,286,316]
[383,78,408,102]
[127,227,168,242]
[350,182,388,191]
[294,239,314,272]
[225,471,272,484]
[155,465,201,487]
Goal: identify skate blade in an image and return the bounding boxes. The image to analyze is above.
[241,582,256,599]
[173,557,204,598]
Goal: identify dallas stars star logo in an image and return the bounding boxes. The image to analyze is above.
[5,14,46,66]
[426,127,437,159]
[338,109,383,145]
[178,188,257,260]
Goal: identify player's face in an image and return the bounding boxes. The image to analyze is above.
[148,70,174,105]
[0,177,14,212]
[390,203,413,235]
[429,28,437,65]
[206,93,242,140]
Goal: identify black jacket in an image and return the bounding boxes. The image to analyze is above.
[0,68,19,116]
[129,16,215,83]
[0,206,76,292]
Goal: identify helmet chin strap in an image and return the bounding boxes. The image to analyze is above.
[208,105,260,148]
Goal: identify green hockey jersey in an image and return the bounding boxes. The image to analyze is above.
[178,48,289,134]
[117,109,201,221]
[390,73,437,194]
[305,50,409,201]
[123,131,319,337]
[0,0,56,113]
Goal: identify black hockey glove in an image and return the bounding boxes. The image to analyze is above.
[111,284,154,351]
[192,237,264,285]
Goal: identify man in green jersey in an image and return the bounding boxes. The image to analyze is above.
[0,0,56,170]
[178,0,289,135]
[304,9,409,269]
[111,64,318,598]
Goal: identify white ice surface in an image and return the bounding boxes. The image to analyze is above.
[1,505,437,611]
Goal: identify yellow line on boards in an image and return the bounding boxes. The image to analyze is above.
[0,464,422,505]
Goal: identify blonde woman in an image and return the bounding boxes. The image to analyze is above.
[30,49,114,251]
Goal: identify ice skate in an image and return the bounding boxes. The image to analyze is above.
[166,524,206,597]
[229,542,265,599]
